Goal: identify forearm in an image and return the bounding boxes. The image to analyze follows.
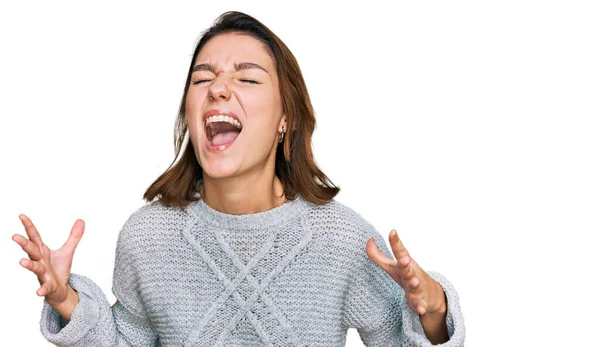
[419,284,449,344]
[420,308,449,344]
[47,285,79,321]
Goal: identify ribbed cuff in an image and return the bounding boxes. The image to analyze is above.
[40,274,100,345]
[401,271,466,346]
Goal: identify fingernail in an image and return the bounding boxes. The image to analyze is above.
[391,230,397,237]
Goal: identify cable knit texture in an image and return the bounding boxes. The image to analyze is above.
[40,195,465,346]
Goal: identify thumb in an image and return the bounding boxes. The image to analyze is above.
[61,219,85,254]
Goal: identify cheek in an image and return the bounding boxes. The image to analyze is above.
[186,89,207,113]
[237,87,281,121]
[185,91,208,131]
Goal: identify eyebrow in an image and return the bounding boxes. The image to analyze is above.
[191,62,268,74]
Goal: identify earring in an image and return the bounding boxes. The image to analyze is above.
[278,127,285,143]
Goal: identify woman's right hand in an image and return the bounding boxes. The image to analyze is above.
[12,214,84,320]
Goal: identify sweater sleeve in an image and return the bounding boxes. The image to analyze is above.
[39,274,158,346]
[39,209,159,346]
[342,226,465,347]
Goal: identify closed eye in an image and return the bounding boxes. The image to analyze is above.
[240,79,259,84]
[192,79,211,85]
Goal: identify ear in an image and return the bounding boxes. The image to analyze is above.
[279,114,287,132]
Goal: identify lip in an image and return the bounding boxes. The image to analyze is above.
[203,109,243,152]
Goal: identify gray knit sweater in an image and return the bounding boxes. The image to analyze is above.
[40,195,465,346]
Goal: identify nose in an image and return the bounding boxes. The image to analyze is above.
[207,74,232,101]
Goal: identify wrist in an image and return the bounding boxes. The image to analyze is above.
[427,280,447,315]
[420,279,450,344]
[48,285,79,321]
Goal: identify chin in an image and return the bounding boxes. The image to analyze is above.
[200,160,242,180]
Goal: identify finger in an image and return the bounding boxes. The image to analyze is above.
[389,229,410,262]
[407,295,427,315]
[396,255,416,279]
[61,219,85,254]
[405,276,420,294]
[19,214,44,248]
[417,300,428,315]
[19,258,47,277]
[12,234,43,260]
[37,282,53,297]
[365,238,397,275]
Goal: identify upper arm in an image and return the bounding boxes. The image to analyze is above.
[111,206,153,320]
[342,224,407,344]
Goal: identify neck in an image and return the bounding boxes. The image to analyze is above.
[200,169,286,215]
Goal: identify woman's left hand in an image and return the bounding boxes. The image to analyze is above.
[366,229,446,316]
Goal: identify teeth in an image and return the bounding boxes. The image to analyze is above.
[205,115,242,129]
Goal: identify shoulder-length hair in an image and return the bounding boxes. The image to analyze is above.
[143,11,339,210]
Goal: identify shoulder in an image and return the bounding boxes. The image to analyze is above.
[304,198,384,256]
[305,199,380,236]
[116,200,191,250]
[123,200,189,229]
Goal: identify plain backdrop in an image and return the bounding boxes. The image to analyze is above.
[1,1,599,345]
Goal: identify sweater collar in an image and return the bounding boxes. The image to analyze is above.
[187,194,311,230]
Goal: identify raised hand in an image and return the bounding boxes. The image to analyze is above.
[12,214,84,319]
[365,229,446,316]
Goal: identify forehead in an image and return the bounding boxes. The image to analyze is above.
[195,33,275,71]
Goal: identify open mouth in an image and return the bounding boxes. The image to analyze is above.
[205,115,243,147]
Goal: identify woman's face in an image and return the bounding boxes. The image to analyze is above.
[186,33,285,181]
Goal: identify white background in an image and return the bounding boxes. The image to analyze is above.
[1,1,599,345]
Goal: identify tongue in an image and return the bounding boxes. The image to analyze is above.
[211,131,239,147]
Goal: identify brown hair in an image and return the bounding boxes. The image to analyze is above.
[143,11,339,210]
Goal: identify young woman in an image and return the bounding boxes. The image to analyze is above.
[13,11,465,346]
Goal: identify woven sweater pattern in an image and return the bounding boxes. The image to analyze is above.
[40,196,465,346]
